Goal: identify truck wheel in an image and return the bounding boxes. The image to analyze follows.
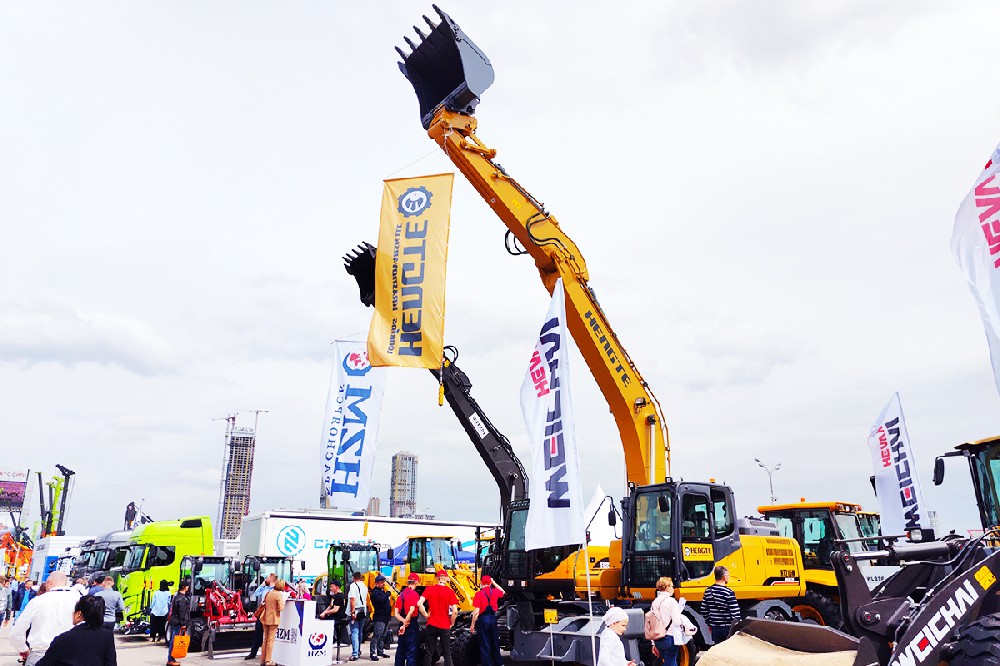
[943,614,1000,665]
[451,628,479,666]
[792,590,842,628]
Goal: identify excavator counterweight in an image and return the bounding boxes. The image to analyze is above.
[396,5,494,129]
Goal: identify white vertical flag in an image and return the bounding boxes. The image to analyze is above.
[866,393,930,537]
[321,340,387,512]
[952,143,1000,395]
[520,279,585,551]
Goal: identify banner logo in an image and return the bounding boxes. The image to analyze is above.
[521,279,584,551]
[321,340,387,512]
[368,174,453,369]
[276,525,306,557]
[398,186,432,217]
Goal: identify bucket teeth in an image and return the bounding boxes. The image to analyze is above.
[413,26,426,40]
[422,15,436,30]
[344,243,378,307]
[432,4,447,21]
[395,46,407,60]
[404,36,418,51]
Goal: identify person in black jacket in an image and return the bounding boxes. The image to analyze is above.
[166,582,191,666]
[36,595,116,666]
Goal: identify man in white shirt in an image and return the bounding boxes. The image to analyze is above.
[9,571,79,666]
[71,577,88,595]
[347,572,369,661]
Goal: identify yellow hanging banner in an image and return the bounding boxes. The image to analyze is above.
[368,173,454,368]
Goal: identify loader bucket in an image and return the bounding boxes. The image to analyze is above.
[697,619,879,666]
[343,242,377,307]
[396,5,495,129]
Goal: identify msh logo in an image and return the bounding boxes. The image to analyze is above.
[276,525,306,557]
[308,632,328,656]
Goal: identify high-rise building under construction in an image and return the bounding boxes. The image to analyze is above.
[216,414,263,540]
[389,451,417,518]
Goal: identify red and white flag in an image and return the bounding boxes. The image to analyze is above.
[866,393,930,538]
[520,279,585,551]
[952,143,1000,395]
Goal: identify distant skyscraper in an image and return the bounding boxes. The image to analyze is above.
[389,451,417,518]
[216,415,259,540]
[366,497,382,517]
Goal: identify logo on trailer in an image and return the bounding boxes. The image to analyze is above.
[308,633,328,650]
[397,186,432,217]
[276,525,306,556]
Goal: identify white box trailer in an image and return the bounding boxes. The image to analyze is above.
[29,535,94,582]
[239,509,494,579]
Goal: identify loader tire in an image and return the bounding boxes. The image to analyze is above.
[943,613,1000,665]
[188,618,208,653]
[451,628,479,666]
[677,642,698,666]
[792,590,842,628]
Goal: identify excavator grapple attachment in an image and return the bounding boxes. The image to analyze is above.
[396,5,494,129]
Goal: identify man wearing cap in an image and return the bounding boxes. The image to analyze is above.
[597,606,636,666]
[320,579,349,648]
[393,573,421,666]
[470,576,504,666]
[369,575,392,660]
[418,570,458,666]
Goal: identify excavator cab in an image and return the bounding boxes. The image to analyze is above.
[395,5,494,129]
[935,435,1000,533]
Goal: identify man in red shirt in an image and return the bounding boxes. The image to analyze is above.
[393,573,422,666]
[470,575,505,666]
[418,570,458,666]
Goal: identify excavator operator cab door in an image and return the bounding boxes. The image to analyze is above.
[675,483,739,583]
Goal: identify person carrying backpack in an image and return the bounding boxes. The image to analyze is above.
[645,577,682,666]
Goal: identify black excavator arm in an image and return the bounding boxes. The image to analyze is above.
[343,242,527,515]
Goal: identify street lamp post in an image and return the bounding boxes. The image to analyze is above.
[755,458,781,503]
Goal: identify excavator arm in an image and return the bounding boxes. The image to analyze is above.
[344,243,527,512]
[396,8,668,486]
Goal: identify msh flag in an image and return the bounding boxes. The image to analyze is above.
[866,393,929,538]
[520,279,585,551]
[952,143,1000,396]
[368,174,454,369]
[321,340,387,512]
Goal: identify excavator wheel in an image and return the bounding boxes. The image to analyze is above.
[791,590,842,628]
[677,642,699,666]
[942,613,1000,665]
[450,628,479,666]
[187,617,208,652]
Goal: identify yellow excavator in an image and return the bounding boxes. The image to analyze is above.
[392,7,824,664]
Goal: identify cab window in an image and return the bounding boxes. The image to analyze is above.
[681,494,711,540]
[633,492,671,552]
[711,488,734,537]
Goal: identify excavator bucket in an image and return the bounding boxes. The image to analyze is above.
[343,242,377,307]
[396,5,495,129]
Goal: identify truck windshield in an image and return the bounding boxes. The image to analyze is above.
[970,444,1000,530]
[834,513,866,552]
[425,538,457,570]
[122,545,147,573]
[634,491,671,552]
[351,549,379,573]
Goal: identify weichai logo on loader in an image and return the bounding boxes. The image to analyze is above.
[889,569,995,666]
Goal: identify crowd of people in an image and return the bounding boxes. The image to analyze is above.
[2,564,746,666]
[3,571,117,666]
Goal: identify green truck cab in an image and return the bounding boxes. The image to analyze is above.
[118,516,213,633]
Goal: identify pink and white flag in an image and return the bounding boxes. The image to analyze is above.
[520,279,585,551]
[952,143,1000,395]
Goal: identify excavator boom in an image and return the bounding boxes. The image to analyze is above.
[396,11,667,487]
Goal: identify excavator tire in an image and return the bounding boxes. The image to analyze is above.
[942,614,1000,665]
[791,590,842,628]
[450,628,479,666]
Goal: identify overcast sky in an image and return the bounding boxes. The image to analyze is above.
[3,2,1000,541]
